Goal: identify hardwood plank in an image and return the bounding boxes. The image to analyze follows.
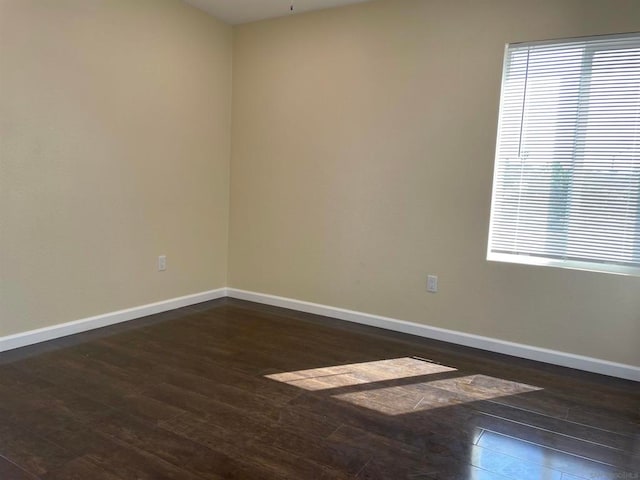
[0,421,76,477]
[0,455,39,480]
[46,424,205,480]
[0,299,637,480]
[41,456,122,480]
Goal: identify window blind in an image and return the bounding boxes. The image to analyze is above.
[488,33,640,275]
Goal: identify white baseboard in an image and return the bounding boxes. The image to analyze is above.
[0,288,227,353]
[226,288,640,382]
[2,286,637,381]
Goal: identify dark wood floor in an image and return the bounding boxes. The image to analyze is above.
[0,298,638,480]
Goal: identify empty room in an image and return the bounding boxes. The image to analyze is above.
[0,0,639,478]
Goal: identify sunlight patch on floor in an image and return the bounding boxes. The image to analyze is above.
[264,357,456,391]
[333,375,542,415]
[266,358,542,415]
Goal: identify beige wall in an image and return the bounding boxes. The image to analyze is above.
[230,0,640,367]
[2,0,638,369]
[0,0,232,336]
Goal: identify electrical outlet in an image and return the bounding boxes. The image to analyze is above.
[427,275,438,293]
[158,255,167,272]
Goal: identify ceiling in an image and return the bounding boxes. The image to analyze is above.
[181,0,373,25]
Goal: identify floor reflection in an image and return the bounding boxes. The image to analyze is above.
[471,429,626,480]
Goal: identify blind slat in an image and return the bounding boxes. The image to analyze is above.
[488,33,640,274]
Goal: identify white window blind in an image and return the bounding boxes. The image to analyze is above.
[488,33,640,275]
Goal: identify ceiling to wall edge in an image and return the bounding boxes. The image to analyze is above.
[181,0,374,25]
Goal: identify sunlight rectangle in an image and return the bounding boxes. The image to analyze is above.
[333,375,542,415]
[264,357,456,391]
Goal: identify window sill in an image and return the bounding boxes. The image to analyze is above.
[487,253,640,277]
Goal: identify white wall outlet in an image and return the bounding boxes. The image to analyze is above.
[158,255,167,272]
[427,275,438,293]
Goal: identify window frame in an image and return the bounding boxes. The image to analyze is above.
[487,32,640,277]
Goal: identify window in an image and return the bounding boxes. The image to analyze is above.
[488,33,640,275]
